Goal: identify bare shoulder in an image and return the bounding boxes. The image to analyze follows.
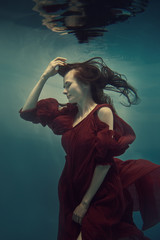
[97,106,113,130]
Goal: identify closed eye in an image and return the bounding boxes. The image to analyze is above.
[64,81,71,88]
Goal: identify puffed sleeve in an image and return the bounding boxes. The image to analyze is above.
[94,114,136,165]
[19,98,60,127]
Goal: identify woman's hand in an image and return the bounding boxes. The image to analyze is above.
[41,57,67,80]
[72,201,89,225]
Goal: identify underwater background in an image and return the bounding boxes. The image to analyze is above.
[0,0,160,239]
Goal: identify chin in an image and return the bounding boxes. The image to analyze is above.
[68,98,77,104]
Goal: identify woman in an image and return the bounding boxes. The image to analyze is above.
[19,57,160,240]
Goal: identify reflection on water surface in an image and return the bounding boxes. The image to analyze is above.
[33,0,149,43]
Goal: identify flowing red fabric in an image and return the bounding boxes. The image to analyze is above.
[19,98,160,240]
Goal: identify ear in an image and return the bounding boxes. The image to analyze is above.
[82,82,90,89]
[83,84,90,89]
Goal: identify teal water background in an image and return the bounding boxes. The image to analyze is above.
[0,0,160,239]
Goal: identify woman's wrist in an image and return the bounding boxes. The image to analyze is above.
[81,200,90,209]
[40,74,49,82]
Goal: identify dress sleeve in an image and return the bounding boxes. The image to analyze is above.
[19,98,60,127]
[94,113,136,166]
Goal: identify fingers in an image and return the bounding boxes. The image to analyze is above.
[72,203,88,225]
[48,58,67,72]
[54,57,67,62]
[54,60,66,65]
[50,57,67,68]
[72,213,82,225]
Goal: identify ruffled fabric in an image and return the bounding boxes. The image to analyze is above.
[19,98,77,133]
[115,158,160,230]
[95,128,129,165]
[19,98,60,126]
[94,107,136,165]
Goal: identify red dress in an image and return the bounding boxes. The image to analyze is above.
[19,98,160,240]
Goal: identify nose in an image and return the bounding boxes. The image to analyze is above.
[63,88,67,95]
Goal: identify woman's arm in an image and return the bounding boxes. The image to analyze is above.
[22,57,67,111]
[83,106,113,205]
[72,165,111,225]
[72,107,113,224]
[81,164,111,206]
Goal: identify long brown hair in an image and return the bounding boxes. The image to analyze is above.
[58,57,139,106]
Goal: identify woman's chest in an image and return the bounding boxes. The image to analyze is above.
[61,117,98,154]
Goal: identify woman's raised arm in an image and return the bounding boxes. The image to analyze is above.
[22,57,67,111]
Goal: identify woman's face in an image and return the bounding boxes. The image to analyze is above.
[63,69,89,104]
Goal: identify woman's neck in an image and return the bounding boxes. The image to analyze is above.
[76,98,97,117]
